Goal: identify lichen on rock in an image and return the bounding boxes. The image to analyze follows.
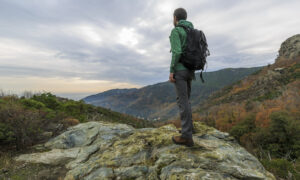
[15,121,276,180]
[277,34,300,60]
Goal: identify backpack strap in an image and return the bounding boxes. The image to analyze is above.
[176,24,190,32]
[200,71,205,83]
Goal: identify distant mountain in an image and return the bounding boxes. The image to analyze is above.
[83,88,138,106]
[82,67,262,121]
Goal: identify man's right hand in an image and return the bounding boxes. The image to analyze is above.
[169,73,176,83]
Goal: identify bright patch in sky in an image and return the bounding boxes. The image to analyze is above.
[118,27,139,47]
[77,25,102,45]
[0,0,299,99]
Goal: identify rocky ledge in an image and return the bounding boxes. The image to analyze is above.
[278,34,300,60]
[15,121,275,180]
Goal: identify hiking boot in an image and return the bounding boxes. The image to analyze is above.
[172,135,194,147]
[178,129,196,134]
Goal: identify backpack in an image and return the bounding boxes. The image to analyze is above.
[176,24,210,83]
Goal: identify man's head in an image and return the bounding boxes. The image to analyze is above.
[173,8,187,27]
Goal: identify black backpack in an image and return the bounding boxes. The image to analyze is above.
[176,24,210,83]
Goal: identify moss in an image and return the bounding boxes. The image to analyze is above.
[92,124,180,170]
[193,121,215,135]
[113,124,178,150]
[202,151,223,160]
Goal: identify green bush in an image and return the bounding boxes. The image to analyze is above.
[253,111,300,159]
[261,158,300,179]
[0,92,153,150]
[229,113,256,141]
[286,116,300,158]
[0,123,14,144]
[0,97,67,150]
[32,92,61,110]
[20,99,46,109]
[61,101,87,122]
[0,101,40,149]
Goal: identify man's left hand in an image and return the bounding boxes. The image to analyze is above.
[169,73,175,83]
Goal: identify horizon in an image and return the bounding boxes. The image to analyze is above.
[1,0,299,100]
[0,65,265,100]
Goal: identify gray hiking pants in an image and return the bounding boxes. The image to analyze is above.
[173,69,196,139]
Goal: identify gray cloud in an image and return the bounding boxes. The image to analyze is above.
[0,0,299,94]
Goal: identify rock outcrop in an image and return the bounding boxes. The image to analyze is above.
[15,121,275,180]
[277,34,300,60]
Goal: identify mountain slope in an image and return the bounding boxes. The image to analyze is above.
[83,67,262,121]
[192,34,300,179]
[194,35,300,120]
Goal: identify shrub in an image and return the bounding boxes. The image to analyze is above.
[0,97,66,150]
[261,158,300,179]
[0,123,14,144]
[253,111,300,159]
[229,113,256,142]
[32,92,61,110]
[20,99,46,109]
[63,117,80,127]
[0,101,43,149]
[61,101,88,122]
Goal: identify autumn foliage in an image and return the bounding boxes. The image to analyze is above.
[194,59,300,164]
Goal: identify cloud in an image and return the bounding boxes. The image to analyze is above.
[0,76,141,100]
[0,0,299,99]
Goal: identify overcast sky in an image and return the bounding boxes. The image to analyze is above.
[0,0,299,100]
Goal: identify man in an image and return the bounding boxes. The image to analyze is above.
[169,8,196,147]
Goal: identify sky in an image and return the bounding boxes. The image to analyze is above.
[0,0,299,100]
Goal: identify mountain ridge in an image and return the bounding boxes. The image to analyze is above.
[188,34,300,178]
[83,67,263,121]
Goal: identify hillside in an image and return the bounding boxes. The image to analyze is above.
[192,34,300,179]
[0,92,153,151]
[83,67,262,121]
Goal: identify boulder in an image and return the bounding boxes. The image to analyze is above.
[15,121,275,180]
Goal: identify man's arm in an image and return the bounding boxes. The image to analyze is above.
[169,28,182,73]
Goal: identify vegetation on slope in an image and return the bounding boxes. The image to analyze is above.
[192,58,300,179]
[0,92,153,151]
[83,67,262,121]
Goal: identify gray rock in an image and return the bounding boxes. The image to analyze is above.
[277,34,300,60]
[15,121,276,180]
[84,167,114,180]
[15,148,80,165]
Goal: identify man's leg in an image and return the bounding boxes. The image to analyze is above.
[187,79,191,100]
[187,78,195,133]
[174,71,193,139]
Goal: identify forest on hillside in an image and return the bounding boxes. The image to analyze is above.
[192,58,300,179]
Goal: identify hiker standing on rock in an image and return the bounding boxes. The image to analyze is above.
[169,7,209,147]
[169,8,196,147]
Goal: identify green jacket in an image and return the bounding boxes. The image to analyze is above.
[169,19,194,73]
